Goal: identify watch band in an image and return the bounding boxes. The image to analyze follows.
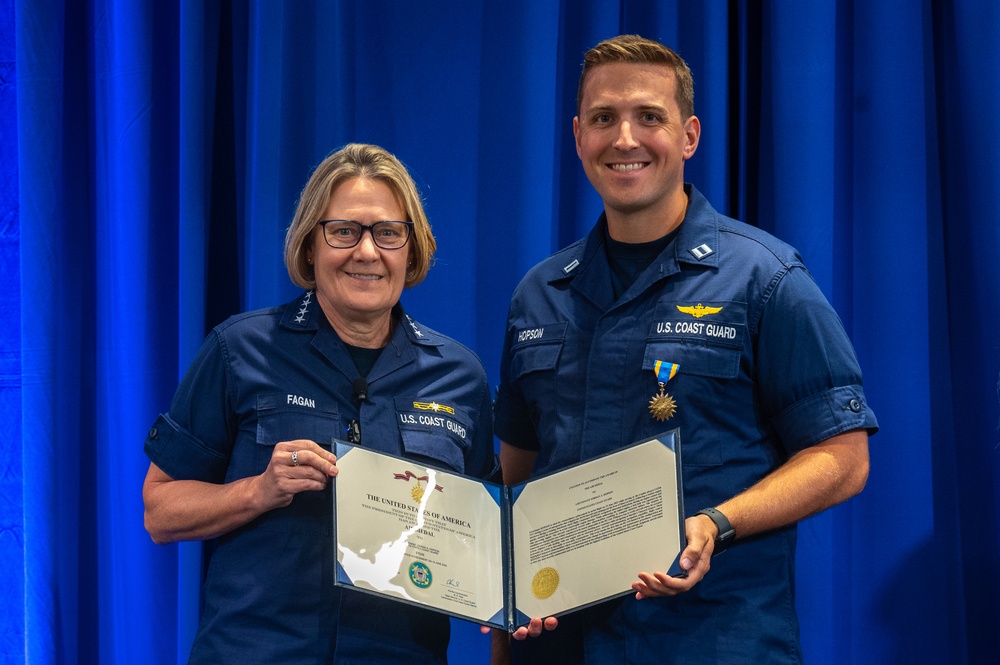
[696,507,736,555]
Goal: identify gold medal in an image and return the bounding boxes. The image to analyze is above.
[648,383,677,421]
[649,360,680,421]
[531,567,560,599]
[411,483,425,503]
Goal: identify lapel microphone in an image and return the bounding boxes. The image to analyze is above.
[352,376,368,404]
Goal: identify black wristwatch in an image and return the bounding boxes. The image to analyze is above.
[696,507,736,555]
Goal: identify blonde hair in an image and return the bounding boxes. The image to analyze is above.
[284,143,436,289]
[577,34,694,119]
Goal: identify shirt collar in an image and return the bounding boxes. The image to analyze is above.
[546,185,722,308]
[280,290,322,330]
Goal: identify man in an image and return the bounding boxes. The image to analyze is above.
[492,35,877,664]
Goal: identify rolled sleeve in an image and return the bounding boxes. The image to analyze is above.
[144,330,236,482]
[144,413,231,481]
[758,267,879,454]
[771,385,878,454]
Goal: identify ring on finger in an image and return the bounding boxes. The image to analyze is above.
[291,450,299,466]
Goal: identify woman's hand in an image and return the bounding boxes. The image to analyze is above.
[253,439,339,512]
[143,440,338,544]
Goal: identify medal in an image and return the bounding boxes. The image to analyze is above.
[649,360,679,421]
[649,386,677,421]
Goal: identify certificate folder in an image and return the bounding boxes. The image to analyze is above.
[333,429,685,631]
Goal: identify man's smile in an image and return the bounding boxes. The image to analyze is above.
[609,162,649,172]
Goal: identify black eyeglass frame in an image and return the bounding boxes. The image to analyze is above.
[317,220,415,250]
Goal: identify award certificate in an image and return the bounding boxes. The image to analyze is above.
[333,430,684,630]
[334,440,507,626]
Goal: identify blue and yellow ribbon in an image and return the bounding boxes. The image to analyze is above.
[654,360,679,384]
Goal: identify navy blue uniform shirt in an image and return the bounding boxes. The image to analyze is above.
[495,186,877,664]
[145,292,497,664]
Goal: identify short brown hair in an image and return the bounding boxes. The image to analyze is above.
[284,143,436,290]
[577,34,694,119]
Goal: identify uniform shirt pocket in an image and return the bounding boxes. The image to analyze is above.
[254,392,340,534]
[395,397,474,474]
[641,341,740,380]
[256,392,341,449]
[643,302,749,467]
[508,322,568,381]
[640,341,729,468]
[645,300,747,379]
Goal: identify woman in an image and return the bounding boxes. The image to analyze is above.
[143,143,498,663]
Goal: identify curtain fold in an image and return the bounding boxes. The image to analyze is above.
[0,0,20,659]
[3,1,998,663]
[935,2,1000,660]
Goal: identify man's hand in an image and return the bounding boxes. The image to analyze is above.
[633,512,716,598]
[511,616,559,640]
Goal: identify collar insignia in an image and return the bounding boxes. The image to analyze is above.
[404,313,424,338]
[689,244,714,260]
[293,291,314,324]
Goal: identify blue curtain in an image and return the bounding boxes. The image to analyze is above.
[2,0,998,663]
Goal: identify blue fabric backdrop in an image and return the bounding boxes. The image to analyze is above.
[2,1,998,663]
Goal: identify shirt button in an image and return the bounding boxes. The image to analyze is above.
[848,399,862,413]
[148,426,158,439]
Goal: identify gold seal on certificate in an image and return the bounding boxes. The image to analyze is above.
[531,567,560,599]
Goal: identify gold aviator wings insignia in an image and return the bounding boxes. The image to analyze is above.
[676,303,723,318]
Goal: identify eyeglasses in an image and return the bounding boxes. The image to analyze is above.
[318,220,414,250]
